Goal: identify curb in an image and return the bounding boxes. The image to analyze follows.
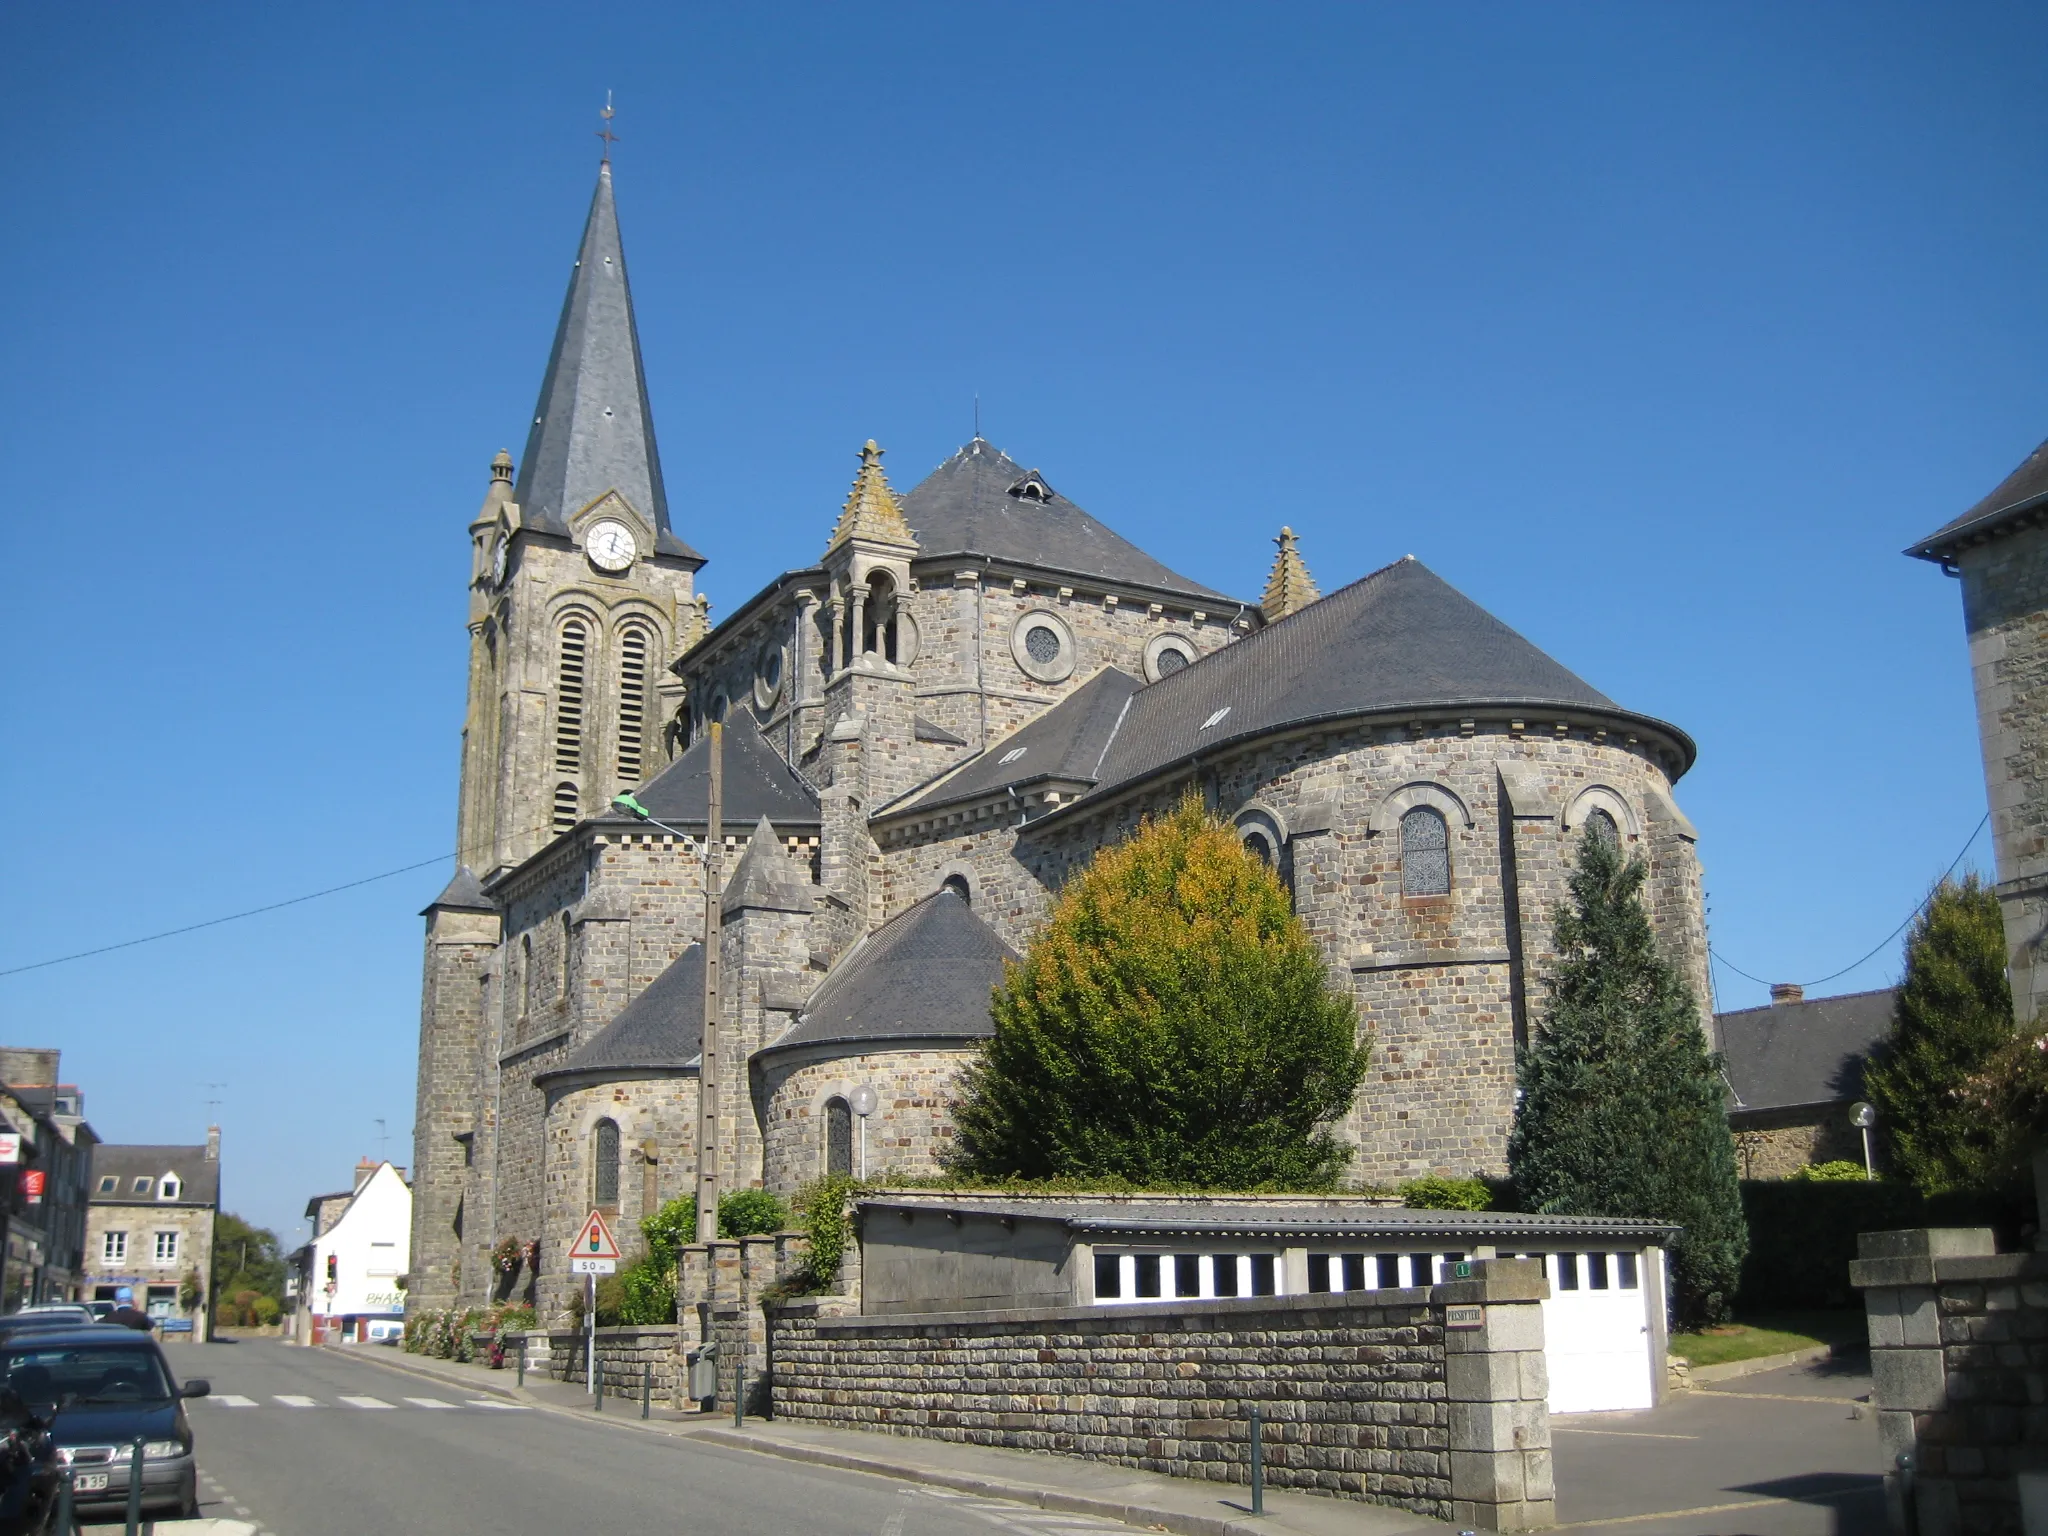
[1686,1344,1836,1384]
[693,1426,1337,1536]
[330,1344,524,1400]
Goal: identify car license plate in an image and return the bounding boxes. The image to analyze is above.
[73,1472,109,1492]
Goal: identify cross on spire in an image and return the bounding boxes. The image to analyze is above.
[596,91,620,162]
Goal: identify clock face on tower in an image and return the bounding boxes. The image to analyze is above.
[584,519,637,572]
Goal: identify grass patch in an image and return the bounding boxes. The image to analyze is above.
[1668,1310,1863,1367]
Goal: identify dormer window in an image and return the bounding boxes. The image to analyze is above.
[97,1176,115,1194]
[159,1176,180,1201]
[1006,470,1056,503]
[131,1177,153,1195]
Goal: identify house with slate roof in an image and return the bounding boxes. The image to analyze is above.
[409,158,1711,1324]
[1716,985,1896,1178]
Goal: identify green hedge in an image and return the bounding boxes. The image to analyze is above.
[1735,1181,2016,1310]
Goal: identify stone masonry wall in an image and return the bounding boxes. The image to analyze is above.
[758,1044,977,1196]
[770,1261,1554,1530]
[542,1324,681,1403]
[1853,1226,2048,1536]
[1957,523,2048,1024]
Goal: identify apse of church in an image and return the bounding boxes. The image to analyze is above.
[410,159,1710,1325]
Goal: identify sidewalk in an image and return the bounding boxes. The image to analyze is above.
[337,1344,1448,1536]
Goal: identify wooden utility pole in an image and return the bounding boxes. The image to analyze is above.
[694,722,723,1244]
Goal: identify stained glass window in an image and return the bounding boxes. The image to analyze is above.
[1401,806,1450,896]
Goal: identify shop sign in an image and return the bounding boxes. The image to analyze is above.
[0,1136,20,1165]
[20,1171,45,1204]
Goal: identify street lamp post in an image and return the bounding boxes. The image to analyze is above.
[1850,1102,1878,1179]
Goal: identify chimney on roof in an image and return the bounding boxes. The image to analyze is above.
[205,1125,220,1162]
[0,1050,60,1088]
[1770,982,1805,1006]
[354,1157,378,1191]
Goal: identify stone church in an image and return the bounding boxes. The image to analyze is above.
[408,161,1711,1320]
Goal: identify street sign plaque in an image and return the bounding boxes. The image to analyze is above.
[569,1256,617,1275]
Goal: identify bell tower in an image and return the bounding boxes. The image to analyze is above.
[453,157,704,882]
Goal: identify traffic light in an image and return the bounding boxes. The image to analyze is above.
[325,1254,338,1283]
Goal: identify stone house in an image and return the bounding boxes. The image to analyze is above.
[0,1048,98,1306]
[83,1134,220,1338]
[410,158,1713,1324]
[1718,984,1895,1178]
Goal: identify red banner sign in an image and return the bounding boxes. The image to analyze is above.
[21,1170,46,1204]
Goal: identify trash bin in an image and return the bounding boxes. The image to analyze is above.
[687,1340,719,1407]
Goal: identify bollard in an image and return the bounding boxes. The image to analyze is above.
[1249,1404,1264,1516]
[516,1340,525,1389]
[125,1437,145,1535]
[53,1466,72,1533]
[1896,1451,1918,1536]
[641,1360,651,1419]
[593,1352,603,1412]
[734,1360,745,1428]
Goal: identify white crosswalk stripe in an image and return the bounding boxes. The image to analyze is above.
[213,1394,258,1408]
[274,1395,320,1408]
[339,1395,394,1409]
[403,1396,456,1409]
[466,1399,531,1410]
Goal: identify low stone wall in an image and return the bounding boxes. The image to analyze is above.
[1853,1227,2048,1536]
[541,1325,681,1403]
[770,1260,1552,1531]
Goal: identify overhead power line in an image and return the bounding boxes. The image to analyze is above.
[0,817,555,981]
[1710,810,1991,993]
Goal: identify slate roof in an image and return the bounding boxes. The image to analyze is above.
[897,439,1234,603]
[1717,988,1896,1114]
[762,890,1016,1055]
[512,163,700,562]
[890,556,1688,826]
[858,1195,1675,1243]
[601,710,820,830]
[537,945,705,1085]
[89,1145,219,1208]
[894,668,1142,816]
[721,817,814,916]
[1908,437,2048,561]
[422,866,493,916]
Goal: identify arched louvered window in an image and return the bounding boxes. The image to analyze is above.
[552,618,589,821]
[616,624,653,784]
[1400,806,1450,898]
[552,782,580,834]
[593,1118,620,1208]
[824,1098,852,1176]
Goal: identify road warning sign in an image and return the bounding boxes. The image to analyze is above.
[568,1210,621,1274]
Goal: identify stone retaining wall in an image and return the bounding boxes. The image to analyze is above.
[769,1260,1553,1530]
[541,1325,681,1403]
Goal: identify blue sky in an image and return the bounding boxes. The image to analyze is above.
[3,3,2043,1244]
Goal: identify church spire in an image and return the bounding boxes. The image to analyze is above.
[823,440,917,557]
[1261,526,1321,621]
[512,162,697,560]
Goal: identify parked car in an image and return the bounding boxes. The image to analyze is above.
[1,1311,89,1329]
[0,1327,207,1521]
[363,1319,402,1346]
[80,1305,113,1324]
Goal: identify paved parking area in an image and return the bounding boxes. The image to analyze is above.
[1553,1355,1884,1534]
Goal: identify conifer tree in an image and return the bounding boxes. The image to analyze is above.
[952,794,1369,1189]
[1509,829,1746,1327]
[1863,874,2016,1195]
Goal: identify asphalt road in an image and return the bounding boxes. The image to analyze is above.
[146,1340,1131,1536]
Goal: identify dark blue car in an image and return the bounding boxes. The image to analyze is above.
[0,1328,207,1521]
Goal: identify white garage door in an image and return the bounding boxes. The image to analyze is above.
[1526,1249,1656,1413]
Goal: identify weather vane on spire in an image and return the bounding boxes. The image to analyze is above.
[596,91,620,162]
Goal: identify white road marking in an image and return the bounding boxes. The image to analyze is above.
[274,1394,321,1407]
[466,1398,531,1410]
[404,1395,456,1409]
[339,1395,394,1409]
[1553,1425,1697,1440]
[213,1394,258,1408]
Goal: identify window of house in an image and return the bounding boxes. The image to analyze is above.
[593,1119,620,1208]
[97,1176,115,1194]
[131,1177,153,1196]
[824,1098,852,1177]
[1400,806,1450,897]
[102,1231,127,1264]
[1174,1254,1201,1298]
[154,1231,179,1264]
[159,1177,179,1201]
[1094,1252,1121,1299]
